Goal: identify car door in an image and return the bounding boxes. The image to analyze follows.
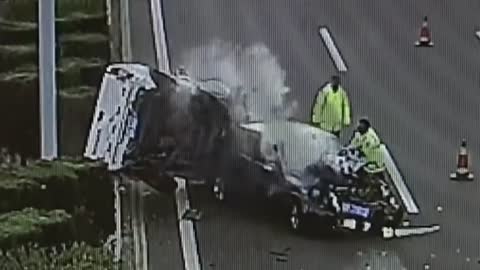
[222,125,256,195]
[249,136,283,198]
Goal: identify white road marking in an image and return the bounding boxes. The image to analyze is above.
[318,27,348,72]
[105,0,111,28]
[138,183,149,270]
[476,31,480,40]
[174,177,202,270]
[131,182,141,269]
[394,225,440,238]
[113,176,122,264]
[120,0,132,61]
[381,145,420,214]
[150,2,202,269]
[150,0,171,73]
[131,181,149,270]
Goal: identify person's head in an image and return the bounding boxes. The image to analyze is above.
[357,118,371,134]
[331,75,340,91]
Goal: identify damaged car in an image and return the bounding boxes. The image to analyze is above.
[211,120,408,234]
[84,63,419,237]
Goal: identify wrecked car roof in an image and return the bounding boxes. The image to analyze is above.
[241,120,342,171]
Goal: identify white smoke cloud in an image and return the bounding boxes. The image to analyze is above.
[179,40,297,122]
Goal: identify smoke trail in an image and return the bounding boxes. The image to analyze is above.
[179,40,297,122]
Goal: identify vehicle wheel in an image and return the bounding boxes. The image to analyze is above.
[288,201,304,232]
[213,177,225,201]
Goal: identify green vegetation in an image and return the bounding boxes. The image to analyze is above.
[0,57,106,94]
[3,0,105,21]
[0,1,115,267]
[0,44,37,72]
[60,85,97,98]
[0,208,72,249]
[0,242,117,270]
[0,19,37,45]
[0,159,115,266]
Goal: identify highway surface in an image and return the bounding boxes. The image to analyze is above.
[126,1,183,269]
[128,0,480,269]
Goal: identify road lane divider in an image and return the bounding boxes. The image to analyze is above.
[150,0,171,73]
[149,1,202,269]
[318,26,348,72]
[174,177,202,270]
[113,176,122,264]
[381,145,420,215]
[138,183,149,270]
[131,181,149,270]
[120,0,132,61]
[149,2,202,269]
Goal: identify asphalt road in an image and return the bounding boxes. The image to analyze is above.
[130,0,480,269]
[126,1,184,269]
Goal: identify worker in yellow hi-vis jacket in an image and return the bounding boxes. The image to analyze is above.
[350,118,385,174]
[311,75,351,138]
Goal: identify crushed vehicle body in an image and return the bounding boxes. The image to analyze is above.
[84,63,234,182]
[212,120,409,234]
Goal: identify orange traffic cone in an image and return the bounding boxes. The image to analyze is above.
[415,16,434,47]
[449,139,474,181]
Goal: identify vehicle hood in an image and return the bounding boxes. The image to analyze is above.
[284,159,344,191]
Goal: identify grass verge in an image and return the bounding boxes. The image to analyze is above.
[0,208,72,249]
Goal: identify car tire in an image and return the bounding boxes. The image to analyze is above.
[288,200,304,232]
[213,177,225,201]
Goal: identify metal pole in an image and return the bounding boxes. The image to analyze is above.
[38,0,58,160]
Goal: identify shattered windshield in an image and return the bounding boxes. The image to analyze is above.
[257,121,342,172]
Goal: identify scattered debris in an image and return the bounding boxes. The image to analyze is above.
[269,251,288,257]
[466,257,471,262]
[364,263,371,270]
[430,253,436,259]
[382,224,440,239]
[357,250,363,257]
[456,248,461,254]
[423,263,430,269]
[380,250,387,257]
[270,247,290,263]
[182,208,202,221]
[436,205,443,213]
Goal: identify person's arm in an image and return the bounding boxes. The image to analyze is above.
[341,89,351,127]
[349,132,362,148]
[312,87,327,124]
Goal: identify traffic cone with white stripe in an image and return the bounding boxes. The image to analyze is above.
[449,139,474,181]
[415,16,434,47]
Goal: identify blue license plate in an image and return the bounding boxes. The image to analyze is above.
[341,202,371,218]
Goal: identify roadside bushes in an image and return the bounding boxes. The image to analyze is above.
[3,0,105,22]
[0,1,109,158]
[0,159,115,246]
[0,208,72,250]
[0,242,116,270]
